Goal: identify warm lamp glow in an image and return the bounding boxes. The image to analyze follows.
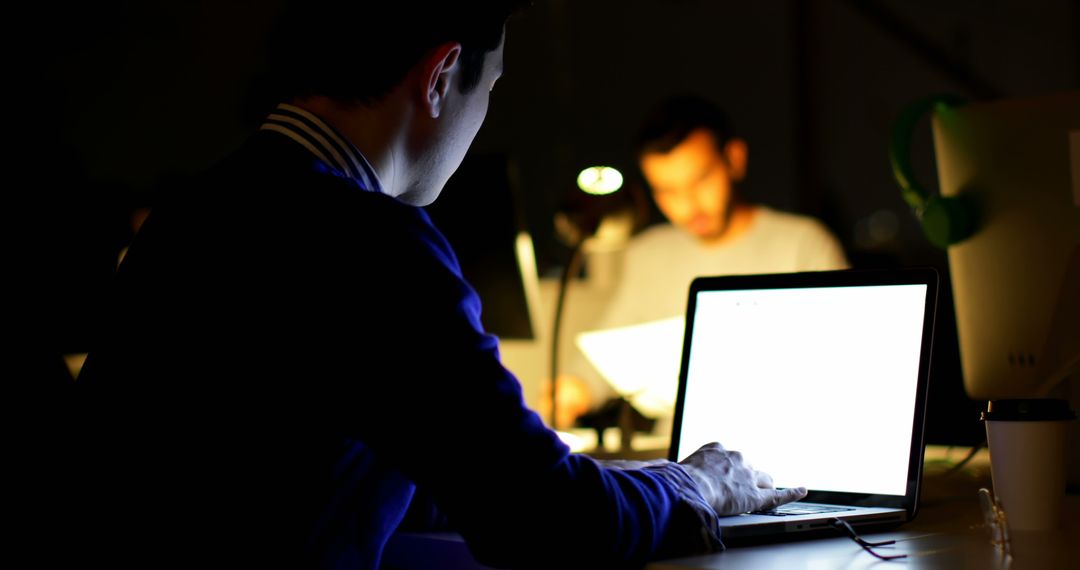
[577,166,623,195]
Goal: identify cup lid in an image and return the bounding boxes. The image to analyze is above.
[981,399,1077,422]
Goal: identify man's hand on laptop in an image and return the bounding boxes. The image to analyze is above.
[679,442,807,516]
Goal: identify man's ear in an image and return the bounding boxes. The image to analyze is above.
[420,41,462,119]
[724,138,748,182]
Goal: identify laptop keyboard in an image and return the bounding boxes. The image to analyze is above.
[752,503,856,517]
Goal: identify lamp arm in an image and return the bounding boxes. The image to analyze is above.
[549,237,587,429]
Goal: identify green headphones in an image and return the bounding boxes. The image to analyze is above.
[889,95,977,248]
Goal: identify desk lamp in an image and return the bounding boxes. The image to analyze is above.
[549,165,649,435]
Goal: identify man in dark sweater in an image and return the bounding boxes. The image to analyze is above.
[74,2,805,568]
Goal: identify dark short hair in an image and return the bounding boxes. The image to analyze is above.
[634,95,735,160]
[269,1,529,105]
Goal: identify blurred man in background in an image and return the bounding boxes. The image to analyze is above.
[558,95,848,432]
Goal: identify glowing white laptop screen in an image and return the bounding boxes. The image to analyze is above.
[674,284,928,497]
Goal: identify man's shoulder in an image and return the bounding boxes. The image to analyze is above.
[751,206,848,269]
[754,206,836,239]
[150,132,445,267]
[207,133,363,191]
[198,133,418,219]
[755,205,820,227]
[628,223,691,249]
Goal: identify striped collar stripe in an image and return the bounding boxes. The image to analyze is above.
[264,112,359,178]
[259,103,382,193]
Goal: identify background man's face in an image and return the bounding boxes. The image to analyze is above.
[640,128,737,242]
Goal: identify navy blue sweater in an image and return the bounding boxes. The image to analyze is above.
[74,131,721,568]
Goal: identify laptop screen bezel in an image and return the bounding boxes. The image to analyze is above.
[667,268,938,518]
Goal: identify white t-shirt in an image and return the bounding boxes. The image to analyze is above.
[574,206,849,418]
[599,206,849,328]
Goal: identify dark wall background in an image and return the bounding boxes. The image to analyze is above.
[15,0,1079,443]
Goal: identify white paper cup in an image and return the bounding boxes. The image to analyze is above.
[982,399,1076,531]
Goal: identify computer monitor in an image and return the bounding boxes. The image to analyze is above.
[424,152,541,340]
[931,91,1080,481]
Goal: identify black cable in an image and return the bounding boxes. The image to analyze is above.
[940,440,986,476]
[831,518,907,561]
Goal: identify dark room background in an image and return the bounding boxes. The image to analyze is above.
[15,0,1079,444]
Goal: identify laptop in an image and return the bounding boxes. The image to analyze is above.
[668,267,938,540]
